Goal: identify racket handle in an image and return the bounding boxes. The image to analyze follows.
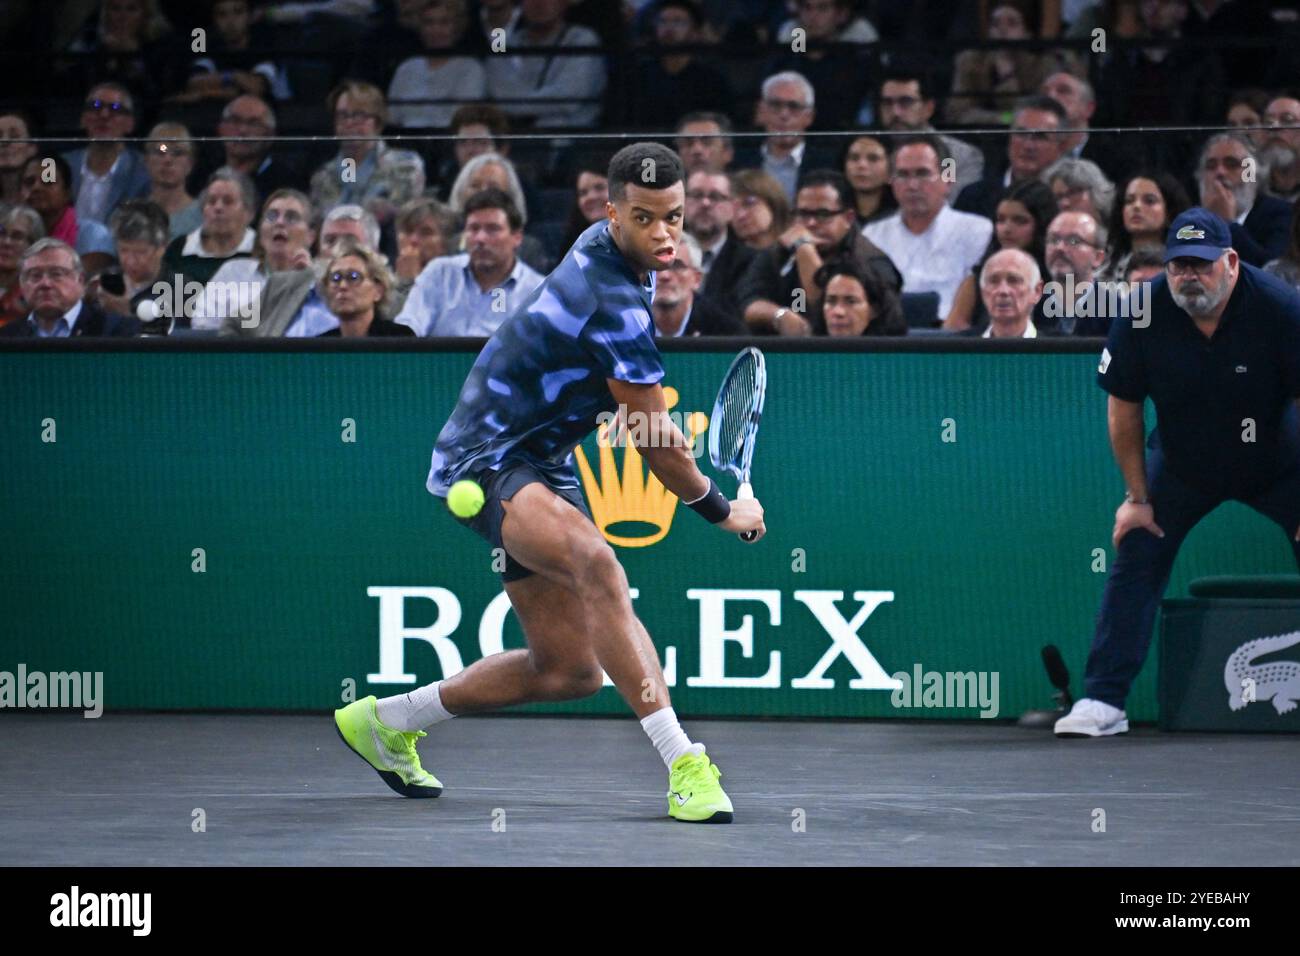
[737,482,757,541]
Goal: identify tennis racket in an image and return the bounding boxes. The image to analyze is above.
[708,347,766,541]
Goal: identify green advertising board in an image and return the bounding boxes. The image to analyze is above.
[3,341,1297,721]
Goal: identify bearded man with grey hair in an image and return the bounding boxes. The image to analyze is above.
[1196,132,1291,267]
[1056,208,1300,738]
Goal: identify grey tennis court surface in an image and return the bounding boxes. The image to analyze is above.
[2,713,1296,866]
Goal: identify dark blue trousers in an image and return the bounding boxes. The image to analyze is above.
[1084,446,1300,708]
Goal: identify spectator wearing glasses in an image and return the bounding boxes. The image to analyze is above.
[309,81,427,227]
[955,95,1070,221]
[190,189,317,331]
[1261,94,1300,204]
[865,136,993,327]
[1196,133,1290,268]
[222,203,382,338]
[61,0,178,120]
[684,168,756,318]
[738,169,901,336]
[764,0,874,132]
[736,72,835,202]
[395,187,543,337]
[207,96,303,202]
[0,110,39,205]
[651,233,747,337]
[62,82,152,226]
[1037,209,1110,336]
[142,123,201,241]
[0,204,45,327]
[871,72,983,198]
[317,240,414,338]
[0,238,139,338]
[19,154,116,275]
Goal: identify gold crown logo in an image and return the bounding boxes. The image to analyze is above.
[574,387,709,547]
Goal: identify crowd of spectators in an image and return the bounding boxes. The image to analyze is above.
[2,0,1300,339]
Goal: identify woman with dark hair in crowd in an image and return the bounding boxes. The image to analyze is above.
[18,154,116,275]
[946,178,1057,331]
[0,204,46,327]
[811,258,907,338]
[561,154,611,253]
[730,169,790,252]
[840,134,896,228]
[1106,170,1190,280]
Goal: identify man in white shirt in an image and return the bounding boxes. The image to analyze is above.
[396,188,542,337]
[978,249,1043,339]
[863,135,992,325]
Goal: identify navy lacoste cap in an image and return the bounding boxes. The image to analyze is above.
[1163,207,1232,263]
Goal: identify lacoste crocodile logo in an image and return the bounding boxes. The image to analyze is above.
[1225,630,1300,715]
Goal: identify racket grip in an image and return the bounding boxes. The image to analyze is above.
[737,482,757,541]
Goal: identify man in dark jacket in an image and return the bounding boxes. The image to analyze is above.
[737,169,901,335]
[0,238,138,337]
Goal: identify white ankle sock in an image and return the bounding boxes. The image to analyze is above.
[374,682,455,732]
[640,707,704,768]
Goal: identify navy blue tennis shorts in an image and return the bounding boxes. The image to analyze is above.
[451,460,592,583]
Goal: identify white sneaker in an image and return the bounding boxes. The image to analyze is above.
[1054,697,1130,737]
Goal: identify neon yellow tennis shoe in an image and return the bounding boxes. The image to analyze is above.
[334,696,442,798]
[668,749,733,823]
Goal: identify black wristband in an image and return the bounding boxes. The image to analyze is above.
[685,477,731,524]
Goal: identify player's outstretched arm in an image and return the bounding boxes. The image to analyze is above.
[606,379,764,540]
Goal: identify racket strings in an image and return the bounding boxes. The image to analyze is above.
[717,359,757,466]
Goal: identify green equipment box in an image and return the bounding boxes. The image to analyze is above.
[1160,577,1300,732]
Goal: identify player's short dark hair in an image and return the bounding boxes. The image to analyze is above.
[463,186,523,231]
[888,134,951,171]
[879,70,934,103]
[607,142,685,202]
[1014,94,1068,126]
[795,169,855,212]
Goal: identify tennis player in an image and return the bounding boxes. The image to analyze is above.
[335,143,765,823]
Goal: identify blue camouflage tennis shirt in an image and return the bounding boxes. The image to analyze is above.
[427,221,666,496]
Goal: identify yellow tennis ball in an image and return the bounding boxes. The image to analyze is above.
[447,479,485,518]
